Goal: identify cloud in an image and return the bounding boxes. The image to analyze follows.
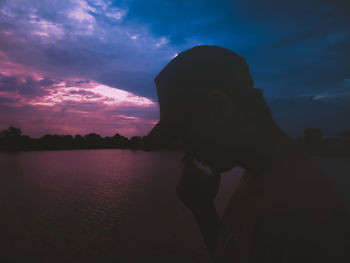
[301,78,350,102]
[69,89,101,97]
[1,0,348,99]
[267,93,350,138]
[0,96,18,104]
[0,71,158,137]
[0,103,156,137]
[0,0,178,99]
[0,75,57,98]
[1,0,349,137]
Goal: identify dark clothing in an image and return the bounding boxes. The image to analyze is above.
[214,155,350,262]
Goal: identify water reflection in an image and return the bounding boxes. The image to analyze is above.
[0,150,348,262]
[0,150,228,262]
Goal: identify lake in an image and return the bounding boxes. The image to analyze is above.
[0,150,349,263]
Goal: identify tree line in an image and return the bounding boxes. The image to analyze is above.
[296,128,350,156]
[0,126,350,156]
[0,127,145,151]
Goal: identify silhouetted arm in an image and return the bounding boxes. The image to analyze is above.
[176,155,221,258]
[192,203,221,257]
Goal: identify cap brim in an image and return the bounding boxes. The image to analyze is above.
[143,118,180,150]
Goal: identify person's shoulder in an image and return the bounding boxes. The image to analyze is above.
[252,152,349,226]
[250,201,350,262]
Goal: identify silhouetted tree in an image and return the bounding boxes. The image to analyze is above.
[74,134,85,148]
[84,133,102,148]
[62,135,74,148]
[0,126,22,138]
[303,128,323,142]
[2,125,347,154]
[85,133,101,141]
[75,134,84,141]
[0,126,23,150]
[111,133,130,148]
[340,130,350,140]
[130,136,142,149]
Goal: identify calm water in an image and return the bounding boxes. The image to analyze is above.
[0,150,349,263]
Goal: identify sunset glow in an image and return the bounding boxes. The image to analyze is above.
[0,63,158,137]
[27,80,155,108]
[0,0,349,137]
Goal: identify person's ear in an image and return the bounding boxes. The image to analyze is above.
[207,89,235,118]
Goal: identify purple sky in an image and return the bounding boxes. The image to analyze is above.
[0,0,349,138]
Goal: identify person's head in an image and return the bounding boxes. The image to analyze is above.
[146,45,279,172]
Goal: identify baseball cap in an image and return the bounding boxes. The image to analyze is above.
[143,45,254,150]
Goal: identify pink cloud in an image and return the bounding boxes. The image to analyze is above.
[0,70,159,137]
[0,51,44,78]
[0,105,157,138]
[26,79,155,109]
[0,35,160,138]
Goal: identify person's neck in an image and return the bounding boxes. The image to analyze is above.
[235,126,300,176]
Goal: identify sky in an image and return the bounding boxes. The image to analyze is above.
[0,0,349,138]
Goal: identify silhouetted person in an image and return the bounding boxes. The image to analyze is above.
[145,46,350,262]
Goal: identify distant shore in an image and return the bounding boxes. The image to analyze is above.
[1,126,350,156]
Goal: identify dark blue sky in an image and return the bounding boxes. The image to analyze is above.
[0,0,349,137]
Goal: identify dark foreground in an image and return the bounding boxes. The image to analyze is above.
[0,150,349,263]
[1,126,350,156]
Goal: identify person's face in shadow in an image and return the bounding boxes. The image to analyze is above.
[181,90,243,173]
